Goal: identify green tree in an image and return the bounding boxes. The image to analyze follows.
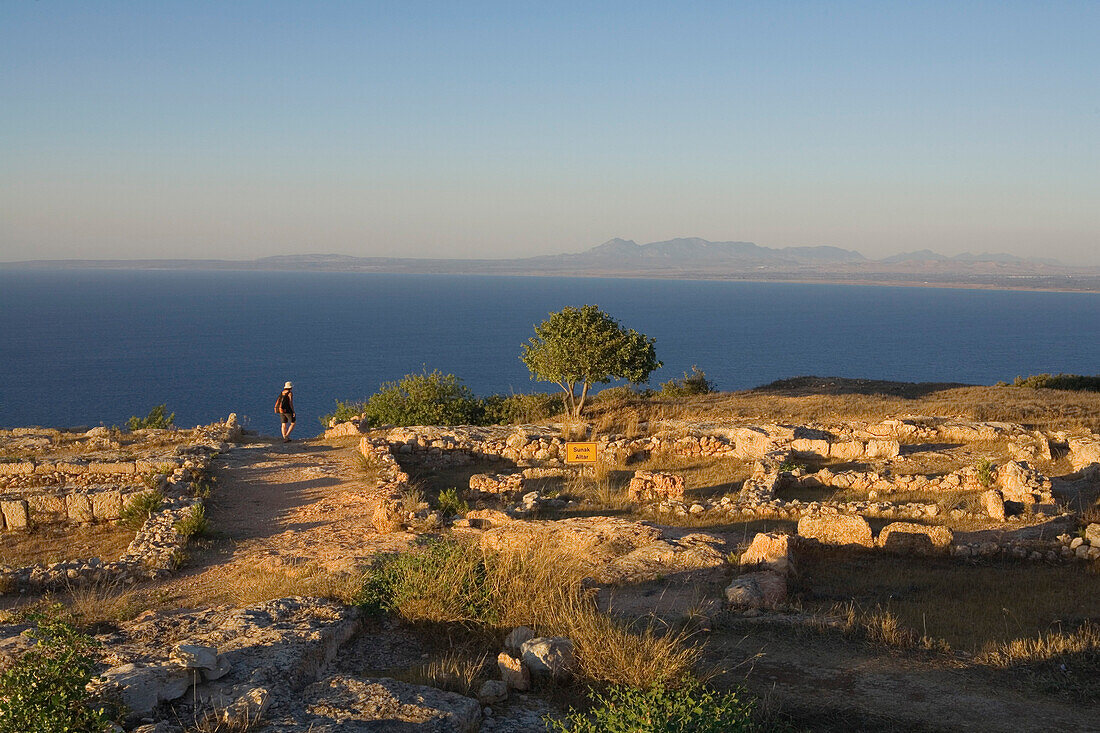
[521,305,661,417]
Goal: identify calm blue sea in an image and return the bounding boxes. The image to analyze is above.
[2,270,1099,434]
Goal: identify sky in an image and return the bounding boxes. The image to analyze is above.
[1,1,1098,264]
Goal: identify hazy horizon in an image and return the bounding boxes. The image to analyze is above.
[3,2,1098,264]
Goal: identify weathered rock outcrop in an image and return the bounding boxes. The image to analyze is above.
[797,512,874,548]
[480,516,726,583]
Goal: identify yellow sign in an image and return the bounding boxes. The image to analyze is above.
[565,442,598,464]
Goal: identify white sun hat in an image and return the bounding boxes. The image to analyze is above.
[284,381,293,390]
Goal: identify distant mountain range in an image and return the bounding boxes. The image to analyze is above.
[4,238,1098,291]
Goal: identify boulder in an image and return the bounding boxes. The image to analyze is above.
[1085,524,1100,546]
[503,626,535,657]
[797,513,874,548]
[980,489,1006,521]
[877,522,953,554]
[98,662,196,715]
[725,571,787,609]
[740,533,798,576]
[478,679,508,705]
[864,439,900,459]
[520,637,578,679]
[170,643,218,671]
[497,652,530,691]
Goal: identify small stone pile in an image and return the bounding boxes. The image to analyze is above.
[626,470,685,503]
[469,472,526,495]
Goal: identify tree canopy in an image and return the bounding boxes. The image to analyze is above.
[520,305,661,416]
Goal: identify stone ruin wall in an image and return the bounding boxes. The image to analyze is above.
[0,416,241,592]
[355,416,1100,564]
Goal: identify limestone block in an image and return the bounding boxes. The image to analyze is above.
[829,441,866,461]
[170,643,218,671]
[740,532,798,576]
[877,522,953,554]
[790,438,831,457]
[88,461,136,475]
[1085,524,1100,546]
[91,490,123,521]
[725,570,787,608]
[503,626,535,657]
[797,513,874,548]
[865,440,901,459]
[98,662,195,715]
[0,500,29,530]
[0,461,35,475]
[26,493,67,522]
[66,493,94,523]
[521,637,578,679]
[48,461,87,474]
[497,652,530,691]
[980,490,1005,521]
[478,679,508,705]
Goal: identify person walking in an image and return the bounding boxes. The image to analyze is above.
[275,381,296,442]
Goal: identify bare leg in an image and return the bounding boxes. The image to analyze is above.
[281,419,290,440]
[285,420,296,440]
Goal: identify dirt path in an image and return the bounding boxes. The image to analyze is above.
[158,435,410,606]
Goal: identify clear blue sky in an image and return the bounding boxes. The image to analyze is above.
[2,1,1098,263]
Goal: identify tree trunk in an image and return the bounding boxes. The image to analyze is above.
[574,381,591,417]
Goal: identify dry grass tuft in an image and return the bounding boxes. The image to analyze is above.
[62,580,146,627]
[979,622,1100,668]
[395,649,492,697]
[365,535,701,687]
[228,565,366,606]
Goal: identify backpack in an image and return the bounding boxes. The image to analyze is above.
[275,392,290,412]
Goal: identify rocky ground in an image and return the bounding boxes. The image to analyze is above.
[1,412,1099,731]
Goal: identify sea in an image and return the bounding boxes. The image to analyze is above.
[2,269,1099,434]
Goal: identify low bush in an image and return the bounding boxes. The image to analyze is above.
[126,403,175,431]
[1012,373,1100,392]
[435,487,468,517]
[660,366,716,397]
[174,505,209,538]
[318,399,368,427]
[362,369,485,427]
[0,606,119,733]
[548,678,755,733]
[976,458,995,488]
[119,491,163,529]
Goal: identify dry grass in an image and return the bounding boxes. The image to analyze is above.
[794,546,1100,652]
[395,648,493,697]
[227,564,366,606]
[367,535,702,687]
[0,523,136,567]
[978,622,1100,698]
[61,580,146,627]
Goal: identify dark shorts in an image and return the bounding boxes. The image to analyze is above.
[280,412,296,424]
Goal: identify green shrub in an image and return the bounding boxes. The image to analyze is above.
[976,459,995,488]
[356,539,495,623]
[660,366,716,397]
[120,491,163,529]
[126,404,175,431]
[1012,373,1100,392]
[0,607,119,733]
[436,487,468,517]
[361,369,485,427]
[481,392,564,424]
[548,678,755,733]
[173,505,208,538]
[319,399,368,427]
